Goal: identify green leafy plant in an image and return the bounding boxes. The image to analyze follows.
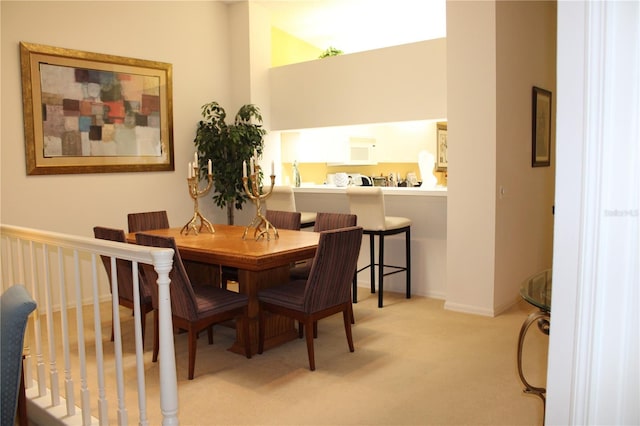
[194,101,266,224]
[319,46,343,58]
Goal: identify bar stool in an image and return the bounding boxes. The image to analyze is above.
[346,187,411,308]
[267,185,316,229]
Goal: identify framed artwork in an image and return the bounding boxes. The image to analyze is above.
[20,42,174,175]
[436,122,448,172]
[532,86,552,167]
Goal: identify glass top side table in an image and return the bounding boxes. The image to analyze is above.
[517,269,552,420]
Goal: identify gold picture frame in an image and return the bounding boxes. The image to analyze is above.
[20,42,174,175]
[436,122,448,172]
[532,86,552,167]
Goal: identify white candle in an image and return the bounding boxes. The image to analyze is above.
[188,162,192,179]
[243,160,247,178]
[250,158,255,175]
[208,159,212,175]
[271,160,274,175]
[254,148,257,160]
[194,152,198,166]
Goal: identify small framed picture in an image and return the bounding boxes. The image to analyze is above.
[20,42,174,175]
[532,86,552,167]
[436,122,448,172]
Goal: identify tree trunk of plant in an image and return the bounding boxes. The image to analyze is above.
[226,204,234,225]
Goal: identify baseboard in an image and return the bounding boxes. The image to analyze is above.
[443,300,496,317]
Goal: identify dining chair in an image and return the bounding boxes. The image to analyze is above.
[1,285,37,426]
[346,186,411,308]
[128,210,220,287]
[135,232,251,380]
[127,210,170,233]
[93,226,154,348]
[257,226,363,371]
[265,209,302,231]
[289,212,357,280]
[221,210,302,289]
[289,212,358,331]
[266,185,316,228]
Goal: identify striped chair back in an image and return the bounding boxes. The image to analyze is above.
[313,212,357,232]
[127,211,170,233]
[303,226,363,312]
[135,233,198,321]
[265,210,302,230]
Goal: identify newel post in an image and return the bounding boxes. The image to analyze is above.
[151,249,179,426]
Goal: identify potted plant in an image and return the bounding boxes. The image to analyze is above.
[319,46,343,58]
[193,101,266,225]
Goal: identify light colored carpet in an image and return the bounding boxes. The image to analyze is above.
[128,292,548,426]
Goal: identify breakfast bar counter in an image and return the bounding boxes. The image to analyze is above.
[291,185,447,300]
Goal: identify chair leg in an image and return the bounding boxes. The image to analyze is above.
[342,308,355,352]
[140,309,146,349]
[188,328,198,380]
[304,320,316,371]
[378,234,385,308]
[349,302,355,324]
[207,326,214,344]
[152,310,159,363]
[352,272,358,303]
[258,308,266,354]
[369,233,375,293]
[406,228,411,299]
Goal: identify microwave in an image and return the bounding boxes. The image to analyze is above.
[327,137,377,166]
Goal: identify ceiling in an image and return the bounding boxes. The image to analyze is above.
[256,0,447,54]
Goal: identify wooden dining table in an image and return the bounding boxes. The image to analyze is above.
[127,225,319,356]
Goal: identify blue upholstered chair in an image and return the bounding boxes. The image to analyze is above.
[1,285,37,426]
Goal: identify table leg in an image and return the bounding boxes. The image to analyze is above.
[227,265,297,356]
[517,310,550,420]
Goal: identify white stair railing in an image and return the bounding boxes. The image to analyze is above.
[0,224,179,426]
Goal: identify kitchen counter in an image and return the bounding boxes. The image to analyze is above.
[294,184,447,197]
[290,185,447,300]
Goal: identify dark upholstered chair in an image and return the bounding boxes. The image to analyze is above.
[128,210,220,287]
[265,209,302,231]
[221,210,302,288]
[135,233,250,380]
[289,212,358,332]
[127,210,170,233]
[346,187,412,308]
[93,227,154,348]
[290,212,357,280]
[257,226,363,371]
[1,285,36,426]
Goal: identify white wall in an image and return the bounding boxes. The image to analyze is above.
[1,1,232,235]
[494,1,556,312]
[269,39,447,130]
[445,0,555,316]
[445,1,497,316]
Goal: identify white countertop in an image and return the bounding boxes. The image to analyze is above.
[292,184,447,197]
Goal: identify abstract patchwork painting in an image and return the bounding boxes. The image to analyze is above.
[40,64,162,158]
[21,42,174,175]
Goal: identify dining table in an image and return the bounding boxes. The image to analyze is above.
[127,225,320,356]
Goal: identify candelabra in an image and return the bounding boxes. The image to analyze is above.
[242,165,277,240]
[180,163,215,236]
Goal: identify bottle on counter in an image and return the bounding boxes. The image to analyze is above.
[292,160,301,187]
